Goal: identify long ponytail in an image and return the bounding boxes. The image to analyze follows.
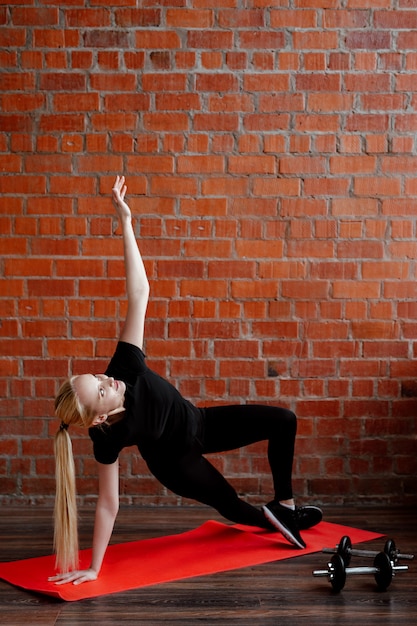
[53,425,79,573]
[53,378,96,573]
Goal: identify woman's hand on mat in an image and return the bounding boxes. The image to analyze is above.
[48,568,98,585]
[112,175,131,222]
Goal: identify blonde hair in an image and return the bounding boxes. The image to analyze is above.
[53,377,96,573]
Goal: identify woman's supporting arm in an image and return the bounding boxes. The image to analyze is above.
[89,460,120,575]
[49,460,119,585]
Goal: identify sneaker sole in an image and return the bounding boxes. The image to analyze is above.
[262,505,306,549]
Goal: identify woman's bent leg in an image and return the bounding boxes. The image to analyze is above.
[201,404,297,502]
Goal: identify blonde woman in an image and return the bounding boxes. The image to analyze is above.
[50,176,322,585]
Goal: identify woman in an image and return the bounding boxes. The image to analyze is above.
[50,176,322,585]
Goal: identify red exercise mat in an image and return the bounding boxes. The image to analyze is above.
[0,520,382,602]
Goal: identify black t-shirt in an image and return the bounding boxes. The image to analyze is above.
[88,341,202,464]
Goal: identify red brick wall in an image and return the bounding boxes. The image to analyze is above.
[1,2,416,507]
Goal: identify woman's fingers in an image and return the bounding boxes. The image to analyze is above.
[48,568,98,585]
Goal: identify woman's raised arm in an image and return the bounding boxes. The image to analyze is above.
[112,175,149,350]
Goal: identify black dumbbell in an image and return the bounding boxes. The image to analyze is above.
[313,551,409,592]
[322,535,415,567]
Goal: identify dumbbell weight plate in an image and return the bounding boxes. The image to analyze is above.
[330,553,347,592]
[374,551,393,591]
[337,535,352,567]
[384,538,396,560]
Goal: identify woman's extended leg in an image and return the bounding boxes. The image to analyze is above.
[146,442,273,530]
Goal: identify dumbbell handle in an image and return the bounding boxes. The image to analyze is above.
[322,546,414,560]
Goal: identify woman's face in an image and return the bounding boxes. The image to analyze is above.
[72,374,126,425]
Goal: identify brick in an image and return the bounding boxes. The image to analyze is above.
[352,321,399,339]
[243,74,290,92]
[292,359,336,378]
[362,93,405,111]
[229,155,276,175]
[90,73,137,92]
[330,155,376,174]
[332,198,378,216]
[115,8,160,28]
[0,28,26,48]
[62,134,84,152]
[287,240,334,258]
[187,30,233,50]
[214,340,259,358]
[246,114,291,132]
[0,154,21,172]
[279,156,326,175]
[151,176,198,198]
[178,155,224,174]
[235,240,283,259]
[333,281,380,299]
[313,341,357,358]
[144,112,188,132]
[39,114,84,132]
[311,260,358,279]
[0,115,33,137]
[253,178,300,197]
[337,241,384,258]
[293,31,338,49]
[304,178,350,196]
[54,93,99,112]
[381,156,417,174]
[260,93,304,113]
[208,261,255,278]
[388,242,417,258]
[355,177,401,196]
[0,50,13,77]
[281,199,327,217]
[296,73,340,91]
[375,9,417,29]
[307,92,353,112]
[324,9,369,28]
[180,280,227,299]
[391,136,414,153]
[295,114,339,132]
[385,281,417,298]
[219,9,264,28]
[346,30,391,49]
[46,50,66,70]
[1,93,44,112]
[40,73,86,91]
[184,239,232,258]
[167,9,213,28]
[240,31,285,49]
[159,260,204,279]
[282,280,329,299]
[271,9,317,27]
[156,93,201,111]
[135,30,181,49]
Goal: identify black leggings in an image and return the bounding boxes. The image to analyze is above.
[146,405,297,530]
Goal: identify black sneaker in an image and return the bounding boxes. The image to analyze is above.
[295,505,323,530]
[262,502,306,549]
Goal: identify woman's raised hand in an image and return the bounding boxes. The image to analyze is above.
[48,568,98,586]
[112,175,132,221]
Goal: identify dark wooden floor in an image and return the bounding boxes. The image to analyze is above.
[0,505,416,625]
